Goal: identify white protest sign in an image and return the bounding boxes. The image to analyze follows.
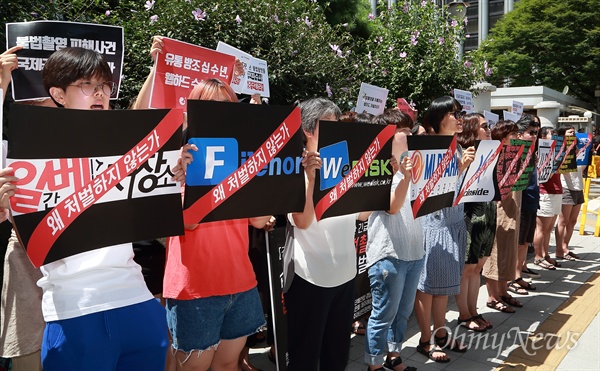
[453,88,474,113]
[356,82,388,115]
[0,88,4,167]
[503,110,521,123]
[512,100,524,118]
[537,139,555,184]
[455,140,502,204]
[241,57,270,97]
[484,110,499,130]
[216,41,252,94]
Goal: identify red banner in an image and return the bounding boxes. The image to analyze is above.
[21,109,183,267]
[150,37,235,109]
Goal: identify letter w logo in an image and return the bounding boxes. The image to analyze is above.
[319,141,349,191]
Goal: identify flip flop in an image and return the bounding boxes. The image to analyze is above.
[487,300,515,313]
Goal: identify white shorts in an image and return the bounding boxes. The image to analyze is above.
[537,193,562,217]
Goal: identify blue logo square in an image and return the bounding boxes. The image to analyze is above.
[319,141,349,190]
[187,138,238,186]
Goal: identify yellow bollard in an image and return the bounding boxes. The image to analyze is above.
[579,177,600,237]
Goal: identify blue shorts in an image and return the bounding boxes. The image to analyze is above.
[42,299,168,371]
[166,286,265,352]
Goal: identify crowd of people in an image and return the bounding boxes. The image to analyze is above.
[0,35,596,371]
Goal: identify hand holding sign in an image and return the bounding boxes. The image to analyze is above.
[460,146,476,171]
[302,151,322,182]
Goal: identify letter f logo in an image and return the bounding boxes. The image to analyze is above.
[186,138,238,186]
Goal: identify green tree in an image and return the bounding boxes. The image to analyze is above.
[358,1,490,114]
[478,0,600,104]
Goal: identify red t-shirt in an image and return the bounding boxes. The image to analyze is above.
[540,173,562,194]
[163,219,257,300]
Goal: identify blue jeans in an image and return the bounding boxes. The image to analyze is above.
[365,257,424,365]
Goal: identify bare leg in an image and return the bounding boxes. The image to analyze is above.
[414,290,449,361]
[563,204,582,255]
[555,204,572,257]
[455,263,477,320]
[212,337,247,371]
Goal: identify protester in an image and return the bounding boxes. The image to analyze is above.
[364,109,422,371]
[510,114,540,294]
[482,120,523,313]
[533,126,562,271]
[555,125,584,261]
[283,97,371,371]
[455,112,495,331]
[414,96,475,363]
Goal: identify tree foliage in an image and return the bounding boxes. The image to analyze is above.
[1,0,489,114]
[478,0,600,104]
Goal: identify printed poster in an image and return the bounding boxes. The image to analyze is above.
[150,37,235,109]
[512,100,524,118]
[537,139,556,184]
[495,142,523,200]
[216,41,253,94]
[576,133,593,166]
[407,135,459,218]
[353,219,371,320]
[241,57,270,97]
[510,139,535,191]
[6,20,124,101]
[7,105,184,267]
[182,100,305,224]
[396,98,417,122]
[554,135,577,173]
[453,88,473,113]
[314,120,395,220]
[356,82,388,116]
[503,110,521,123]
[484,110,499,130]
[455,140,502,205]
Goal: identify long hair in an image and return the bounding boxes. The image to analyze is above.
[457,113,485,148]
[491,120,518,141]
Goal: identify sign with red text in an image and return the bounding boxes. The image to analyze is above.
[511,100,524,118]
[408,135,459,218]
[576,133,593,166]
[537,139,556,184]
[216,42,271,97]
[149,37,235,109]
[453,88,473,113]
[396,98,417,122]
[510,139,535,191]
[455,140,502,204]
[554,135,577,173]
[314,120,395,220]
[182,100,304,224]
[356,82,388,115]
[484,110,499,130]
[216,41,253,94]
[7,105,184,267]
[496,142,524,200]
[6,21,124,101]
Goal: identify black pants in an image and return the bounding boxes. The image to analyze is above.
[284,274,355,371]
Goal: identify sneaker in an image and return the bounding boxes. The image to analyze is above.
[522,267,541,279]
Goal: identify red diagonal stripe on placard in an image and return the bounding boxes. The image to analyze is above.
[314,124,395,221]
[183,108,301,225]
[23,109,183,267]
[453,142,503,206]
[576,134,592,158]
[557,136,578,171]
[411,136,458,218]
[537,140,556,173]
[514,139,536,181]
[498,144,524,188]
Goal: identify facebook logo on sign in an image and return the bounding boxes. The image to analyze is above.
[187,138,238,186]
[319,141,350,191]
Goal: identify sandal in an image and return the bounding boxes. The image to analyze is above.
[534,258,555,270]
[486,300,515,313]
[507,281,529,295]
[458,317,486,332]
[384,356,417,371]
[416,340,450,363]
[434,332,468,353]
[473,314,493,329]
[514,277,536,291]
[501,294,523,308]
[557,252,579,261]
[545,255,561,267]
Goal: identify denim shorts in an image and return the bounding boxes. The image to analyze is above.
[165,287,265,352]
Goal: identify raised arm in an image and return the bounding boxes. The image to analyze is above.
[388,156,412,215]
[132,36,164,110]
[0,46,23,98]
[291,150,321,229]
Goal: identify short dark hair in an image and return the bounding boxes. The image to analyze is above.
[457,112,485,148]
[42,47,112,93]
[373,109,413,129]
[491,120,519,141]
[556,125,575,136]
[516,113,540,132]
[540,126,554,139]
[423,96,462,134]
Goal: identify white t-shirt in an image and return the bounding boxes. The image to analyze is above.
[288,213,357,288]
[561,166,584,191]
[38,243,152,321]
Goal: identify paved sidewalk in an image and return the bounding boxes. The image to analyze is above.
[249,200,600,371]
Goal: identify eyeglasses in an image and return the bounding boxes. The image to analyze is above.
[69,81,116,96]
[527,130,539,136]
[480,123,490,130]
[451,110,465,120]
